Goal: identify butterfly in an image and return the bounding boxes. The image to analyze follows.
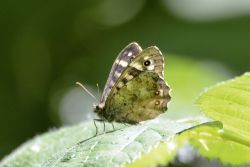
[93,42,171,124]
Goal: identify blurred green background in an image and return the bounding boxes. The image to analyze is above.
[0,0,249,159]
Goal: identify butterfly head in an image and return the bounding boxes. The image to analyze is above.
[93,102,104,113]
[93,102,108,120]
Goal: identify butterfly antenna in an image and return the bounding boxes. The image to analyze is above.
[96,83,100,98]
[76,82,98,102]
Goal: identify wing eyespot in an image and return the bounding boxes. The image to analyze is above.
[143,60,151,66]
[155,100,160,105]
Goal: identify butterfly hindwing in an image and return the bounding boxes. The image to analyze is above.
[105,72,170,123]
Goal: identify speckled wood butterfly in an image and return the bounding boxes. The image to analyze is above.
[94,42,171,124]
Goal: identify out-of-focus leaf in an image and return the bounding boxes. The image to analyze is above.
[165,55,229,118]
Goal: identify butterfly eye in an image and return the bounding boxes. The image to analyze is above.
[144,60,151,66]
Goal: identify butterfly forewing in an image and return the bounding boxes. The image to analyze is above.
[129,46,165,78]
[98,42,142,108]
[112,46,165,91]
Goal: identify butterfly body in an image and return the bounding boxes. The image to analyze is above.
[94,42,171,124]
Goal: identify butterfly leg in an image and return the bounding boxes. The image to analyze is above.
[111,122,115,131]
[94,119,106,135]
[103,121,106,133]
[78,119,104,144]
[93,119,99,136]
[122,123,130,127]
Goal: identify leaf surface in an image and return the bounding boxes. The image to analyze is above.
[0,116,214,167]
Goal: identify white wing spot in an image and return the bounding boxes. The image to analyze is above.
[147,65,154,70]
[127,52,133,57]
[126,74,133,80]
[119,60,128,67]
[117,82,124,88]
[159,89,163,96]
[109,80,115,86]
[131,62,143,70]
[115,71,121,77]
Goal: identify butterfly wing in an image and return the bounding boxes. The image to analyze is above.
[108,72,170,123]
[98,46,171,123]
[112,46,166,93]
[98,42,142,108]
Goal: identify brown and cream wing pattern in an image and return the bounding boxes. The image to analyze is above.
[111,46,166,92]
[98,42,142,108]
[102,46,171,123]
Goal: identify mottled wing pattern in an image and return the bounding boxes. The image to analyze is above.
[107,72,170,123]
[112,46,165,92]
[98,42,142,108]
[98,46,171,123]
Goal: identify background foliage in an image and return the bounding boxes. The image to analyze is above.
[0,0,249,160]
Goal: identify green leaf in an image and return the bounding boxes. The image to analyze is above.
[196,72,250,146]
[125,142,177,167]
[0,116,214,167]
[129,122,250,167]
[194,72,250,165]
[126,123,222,167]
[182,125,250,165]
